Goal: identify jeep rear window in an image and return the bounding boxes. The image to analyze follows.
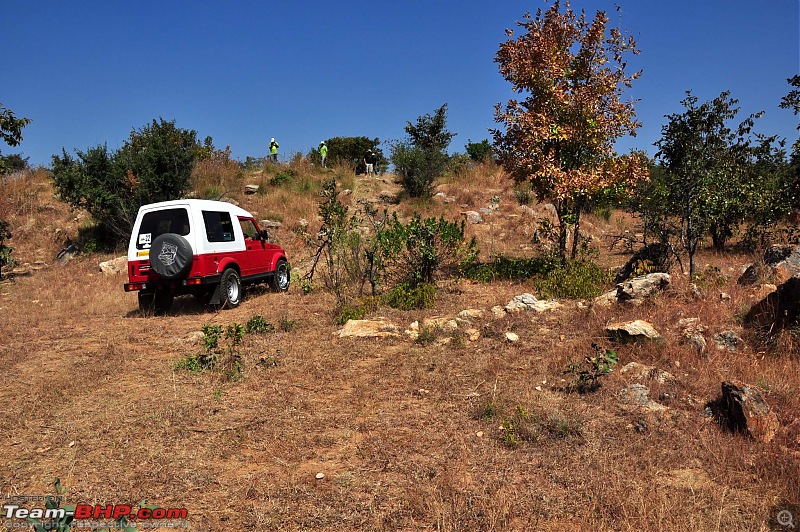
[137,208,190,249]
[202,211,235,242]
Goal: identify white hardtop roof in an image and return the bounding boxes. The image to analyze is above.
[138,199,254,219]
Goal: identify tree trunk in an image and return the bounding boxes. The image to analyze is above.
[570,197,585,260]
[556,201,568,261]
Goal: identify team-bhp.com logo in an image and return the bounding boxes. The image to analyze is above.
[3,501,188,528]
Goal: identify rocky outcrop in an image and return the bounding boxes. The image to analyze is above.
[505,293,563,313]
[709,381,780,443]
[606,320,662,343]
[336,319,400,338]
[99,256,127,275]
[744,275,800,333]
[614,243,674,284]
[595,273,670,306]
[738,245,800,285]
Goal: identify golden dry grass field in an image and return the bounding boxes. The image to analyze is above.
[0,163,798,531]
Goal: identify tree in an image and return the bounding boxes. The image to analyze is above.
[309,136,385,174]
[0,220,13,279]
[465,139,493,162]
[780,75,800,211]
[654,91,761,276]
[492,0,647,259]
[391,104,455,197]
[0,103,31,174]
[51,118,202,242]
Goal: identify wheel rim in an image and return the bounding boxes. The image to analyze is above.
[227,275,240,302]
[277,265,289,290]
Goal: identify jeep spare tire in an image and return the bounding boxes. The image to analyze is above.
[150,233,193,279]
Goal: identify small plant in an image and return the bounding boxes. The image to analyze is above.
[245,315,275,334]
[278,315,297,332]
[563,343,619,393]
[27,478,77,532]
[414,324,443,346]
[176,322,245,380]
[269,168,295,186]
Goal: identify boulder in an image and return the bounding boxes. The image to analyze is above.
[620,362,675,385]
[260,219,282,229]
[422,317,459,333]
[710,381,780,443]
[617,273,671,302]
[336,319,400,338]
[244,184,259,194]
[614,243,674,284]
[738,245,800,285]
[744,275,800,333]
[713,330,743,352]
[606,320,662,343]
[619,384,667,411]
[461,211,483,224]
[99,255,128,275]
[505,293,563,313]
[458,308,485,320]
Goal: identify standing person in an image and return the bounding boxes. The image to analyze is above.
[269,138,279,163]
[364,149,376,176]
[319,141,328,168]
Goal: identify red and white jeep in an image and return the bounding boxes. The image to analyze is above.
[124,199,289,313]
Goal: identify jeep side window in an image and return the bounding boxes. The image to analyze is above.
[239,218,260,240]
[137,208,190,249]
[202,211,235,243]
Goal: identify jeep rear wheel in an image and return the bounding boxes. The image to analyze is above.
[270,259,290,292]
[219,269,242,309]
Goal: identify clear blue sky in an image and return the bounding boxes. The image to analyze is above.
[2,0,798,167]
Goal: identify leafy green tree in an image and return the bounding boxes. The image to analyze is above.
[0,153,29,175]
[51,118,202,242]
[0,103,31,174]
[308,136,385,174]
[654,91,762,275]
[465,139,493,162]
[391,104,455,198]
[492,0,647,260]
[780,75,800,211]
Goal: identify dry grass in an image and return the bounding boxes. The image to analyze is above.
[0,165,798,530]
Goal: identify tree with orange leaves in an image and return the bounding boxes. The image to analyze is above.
[492,0,648,259]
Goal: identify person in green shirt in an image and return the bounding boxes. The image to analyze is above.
[319,141,328,168]
[269,138,279,163]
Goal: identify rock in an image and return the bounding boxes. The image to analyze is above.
[336,319,400,338]
[614,243,674,284]
[739,245,800,285]
[505,332,519,342]
[720,292,731,301]
[465,328,481,342]
[378,190,400,205]
[616,273,671,302]
[99,255,127,275]
[744,275,800,333]
[260,219,282,229]
[458,308,485,320]
[619,384,666,411]
[606,320,662,343]
[422,317,459,333]
[491,306,506,319]
[677,318,707,354]
[461,211,483,224]
[505,293,562,313]
[713,330,743,352]
[297,218,309,232]
[710,381,780,443]
[404,321,420,340]
[620,362,675,384]
[244,184,259,194]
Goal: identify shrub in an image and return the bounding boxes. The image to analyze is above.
[51,118,202,243]
[465,255,559,283]
[563,344,619,393]
[465,139,493,162]
[383,282,436,310]
[379,213,477,287]
[307,136,385,174]
[534,258,612,299]
[0,220,13,278]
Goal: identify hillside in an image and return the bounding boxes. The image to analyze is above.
[0,163,798,531]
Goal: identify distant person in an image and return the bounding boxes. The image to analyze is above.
[269,138,279,163]
[319,141,328,168]
[364,149,377,176]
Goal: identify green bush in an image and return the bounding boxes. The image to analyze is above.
[307,136,385,174]
[465,139,493,162]
[51,118,202,243]
[383,282,436,310]
[534,259,612,299]
[379,213,477,287]
[465,255,559,282]
[0,220,13,278]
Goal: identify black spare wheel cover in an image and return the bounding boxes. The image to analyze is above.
[150,233,193,279]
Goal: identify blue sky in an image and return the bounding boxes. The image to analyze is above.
[2,0,798,167]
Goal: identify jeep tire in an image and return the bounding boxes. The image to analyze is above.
[219,268,242,309]
[150,233,193,279]
[269,258,290,292]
